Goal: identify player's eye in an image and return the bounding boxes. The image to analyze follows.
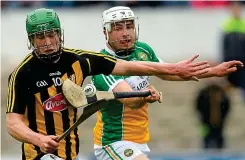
[127,25,134,29]
[126,22,134,29]
[46,31,56,38]
[114,26,122,31]
[35,31,57,39]
[35,33,45,39]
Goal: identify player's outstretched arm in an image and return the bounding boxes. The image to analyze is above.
[6,113,59,153]
[196,60,244,78]
[112,55,210,81]
[157,60,244,81]
[112,59,171,76]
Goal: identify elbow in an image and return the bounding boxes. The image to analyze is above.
[6,117,15,136]
[6,124,15,139]
[6,114,21,138]
[6,118,23,142]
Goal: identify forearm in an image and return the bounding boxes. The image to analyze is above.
[157,75,185,81]
[112,80,147,108]
[113,59,177,76]
[7,119,41,146]
[195,68,216,79]
[135,61,178,75]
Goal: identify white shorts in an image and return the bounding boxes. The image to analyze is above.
[94,141,150,160]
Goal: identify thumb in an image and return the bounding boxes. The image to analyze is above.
[49,135,59,141]
[149,89,156,95]
[190,76,199,82]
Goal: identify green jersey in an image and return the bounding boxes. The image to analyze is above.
[92,41,162,146]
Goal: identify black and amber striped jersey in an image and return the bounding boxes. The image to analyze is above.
[6,48,117,160]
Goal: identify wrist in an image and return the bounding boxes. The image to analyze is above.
[32,133,43,147]
[208,67,217,77]
[162,63,179,75]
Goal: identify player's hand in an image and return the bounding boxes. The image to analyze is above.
[176,54,210,81]
[144,85,161,103]
[38,135,59,154]
[212,60,244,77]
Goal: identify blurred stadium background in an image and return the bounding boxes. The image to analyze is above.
[1,1,245,160]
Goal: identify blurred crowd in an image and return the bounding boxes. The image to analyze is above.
[1,1,245,9]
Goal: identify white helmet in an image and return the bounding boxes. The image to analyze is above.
[102,6,139,42]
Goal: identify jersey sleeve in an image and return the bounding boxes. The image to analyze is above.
[140,42,164,63]
[6,71,27,114]
[78,52,117,77]
[92,74,124,91]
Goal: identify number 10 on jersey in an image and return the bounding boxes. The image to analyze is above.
[52,77,62,86]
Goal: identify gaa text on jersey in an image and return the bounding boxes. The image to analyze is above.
[36,80,48,87]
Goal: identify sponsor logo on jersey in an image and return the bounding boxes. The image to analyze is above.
[136,79,149,91]
[43,93,67,112]
[36,80,48,87]
[125,76,150,91]
[49,71,61,76]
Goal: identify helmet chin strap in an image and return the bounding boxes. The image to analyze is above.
[34,48,62,63]
[108,41,135,57]
[115,48,135,57]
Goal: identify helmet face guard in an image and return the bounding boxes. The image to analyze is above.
[26,8,64,62]
[102,6,139,57]
[28,28,64,62]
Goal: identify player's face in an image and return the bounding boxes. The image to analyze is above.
[108,20,136,51]
[32,30,61,55]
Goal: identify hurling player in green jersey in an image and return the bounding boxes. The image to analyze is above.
[91,6,244,160]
